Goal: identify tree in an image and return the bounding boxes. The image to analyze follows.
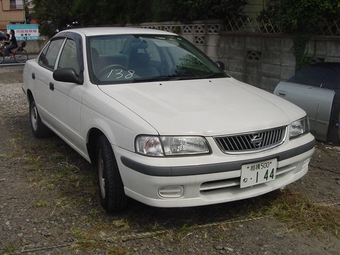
[173,0,247,21]
[259,0,340,71]
[73,0,154,26]
[33,0,249,35]
[277,0,340,34]
[32,0,76,37]
[72,0,248,25]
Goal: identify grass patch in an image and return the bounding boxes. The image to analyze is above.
[73,240,130,255]
[106,247,130,255]
[265,189,340,235]
[3,245,15,253]
[32,200,49,207]
[4,114,340,254]
[20,136,97,209]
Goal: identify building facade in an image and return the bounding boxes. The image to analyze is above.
[0,0,25,31]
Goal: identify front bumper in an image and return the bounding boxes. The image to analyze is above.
[115,134,315,208]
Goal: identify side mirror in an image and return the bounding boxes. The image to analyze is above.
[215,61,225,71]
[53,68,83,85]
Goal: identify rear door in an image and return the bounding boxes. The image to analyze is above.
[33,38,65,125]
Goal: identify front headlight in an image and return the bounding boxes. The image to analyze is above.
[135,135,210,156]
[289,116,310,139]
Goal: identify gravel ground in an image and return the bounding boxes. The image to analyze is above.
[1,65,340,255]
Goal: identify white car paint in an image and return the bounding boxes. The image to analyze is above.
[22,27,315,210]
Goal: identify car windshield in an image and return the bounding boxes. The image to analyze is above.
[87,34,227,84]
[288,64,340,90]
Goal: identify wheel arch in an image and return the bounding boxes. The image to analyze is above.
[87,128,108,165]
[85,117,131,165]
[26,89,34,102]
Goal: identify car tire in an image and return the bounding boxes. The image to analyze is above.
[96,135,127,212]
[327,91,340,144]
[0,52,4,64]
[29,98,51,138]
[337,112,340,144]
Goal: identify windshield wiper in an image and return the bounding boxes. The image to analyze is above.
[130,73,227,83]
[204,72,229,78]
[131,75,194,83]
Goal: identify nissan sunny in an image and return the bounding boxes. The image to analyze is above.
[22,27,315,212]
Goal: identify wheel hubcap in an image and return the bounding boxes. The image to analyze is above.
[98,150,106,199]
[31,103,38,131]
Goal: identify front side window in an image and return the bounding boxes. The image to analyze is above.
[57,39,80,74]
[38,39,64,70]
[88,34,226,84]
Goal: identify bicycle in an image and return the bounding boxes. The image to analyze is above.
[0,40,28,64]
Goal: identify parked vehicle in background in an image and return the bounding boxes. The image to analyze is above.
[274,62,340,143]
[22,27,315,212]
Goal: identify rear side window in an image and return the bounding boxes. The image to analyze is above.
[38,39,64,70]
[288,65,340,90]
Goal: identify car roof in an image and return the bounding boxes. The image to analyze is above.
[58,27,177,37]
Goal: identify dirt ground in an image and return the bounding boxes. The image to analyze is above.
[0,66,340,255]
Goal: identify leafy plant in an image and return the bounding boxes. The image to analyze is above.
[258,0,340,71]
[33,0,248,31]
[32,0,76,37]
[175,0,247,21]
[277,0,340,34]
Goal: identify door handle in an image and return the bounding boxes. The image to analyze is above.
[32,73,35,79]
[49,82,54,91]
[277,91,286,97]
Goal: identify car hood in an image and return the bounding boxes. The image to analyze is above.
[99,77,306,136]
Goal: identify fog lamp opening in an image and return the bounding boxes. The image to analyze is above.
[158,186,184,198]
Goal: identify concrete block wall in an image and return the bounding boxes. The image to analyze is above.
[216,33,293,92]
[17,38,48,55]
[215,33,340,92]
[311,36,340,63]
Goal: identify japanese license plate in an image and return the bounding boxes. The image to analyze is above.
[240,158,277,188]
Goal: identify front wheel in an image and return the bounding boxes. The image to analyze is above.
[14,49,28,63]
[96,135,127,212]
[29,98,51,138]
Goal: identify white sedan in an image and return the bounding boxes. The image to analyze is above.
[22,27,315,212]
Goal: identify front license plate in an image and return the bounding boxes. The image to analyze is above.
[240,158,277,188]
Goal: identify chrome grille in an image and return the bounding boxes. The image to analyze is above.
[214,126,286,153]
